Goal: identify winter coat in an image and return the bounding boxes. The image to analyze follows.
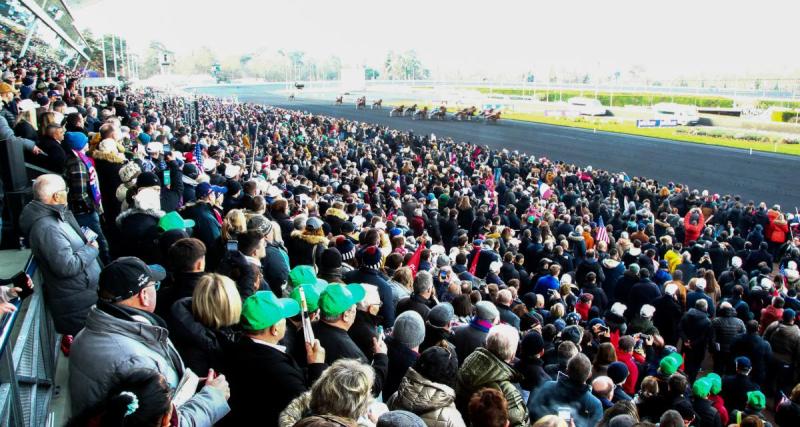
[450,323,489,365]
[514,355,552,392]
[691,397,723,427]
[528,375,603,427]
[397,293,435,320]
[262,243,290,295]
[19,200,100,335]
[312,321,389,395]
[497,304,521,330]
[344,268,396,327]
[180,202,222,251]
[384,336,420,401]
[216,251,261,299]
[764,321,800,368]
[628,279,662,320]
[116,208,164,264]
[759,305,784,334]
[456,347,529,427]
[34,135,67,173]
[652,294,683,345]
[684,211,705,245]
[710,306,746,353]
[730,333,772,384]
[323,207,348,236]
[91,149,124,226]
[220,335,326,427]
[155,271,205,323]
[168,297,237,374]
[679,308,713,352]
[349,310,380,361]
[387,368,466,427]
[69,302,230,427]
[601,258,625,300]
[776,399,800,427]
[721,374,760,413]
[287,230,328,268]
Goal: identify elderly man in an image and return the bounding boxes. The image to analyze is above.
[69,257,230,426]
[20,175,101,338]
[312,283,389,395]
[396,270,436,320]
[456,324,530,427]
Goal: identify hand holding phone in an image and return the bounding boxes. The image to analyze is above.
[10,272,34,300]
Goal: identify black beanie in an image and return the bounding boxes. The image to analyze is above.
[318,248,343,272]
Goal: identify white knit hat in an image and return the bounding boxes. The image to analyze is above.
[611,302,627,317]
[640,304,656,318]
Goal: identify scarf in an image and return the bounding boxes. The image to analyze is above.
[75,149,102,207]
[469,317,493,333]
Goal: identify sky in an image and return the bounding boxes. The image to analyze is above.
[72,0,800,80]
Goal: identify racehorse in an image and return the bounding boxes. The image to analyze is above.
[335,96,343,106]
[372,99,383,109]
[356,97,366,110]
[389,105,405,117]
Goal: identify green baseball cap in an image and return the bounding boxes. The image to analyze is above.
[158,211,195,232]
[290,280,329,312]
[705,373,722,395]
[319,283,365,317]
[241,291,300,331]
[692,378,712,398]
[659,353,682,375]
[747,390,766,410]
[289,266,318,287]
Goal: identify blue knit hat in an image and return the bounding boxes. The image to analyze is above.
[64,131,88,151]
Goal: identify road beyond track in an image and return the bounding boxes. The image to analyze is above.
[199,88,800,209]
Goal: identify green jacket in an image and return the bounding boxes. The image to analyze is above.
[456,348,529,427]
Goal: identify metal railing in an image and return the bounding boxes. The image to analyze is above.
[0,255,59,426]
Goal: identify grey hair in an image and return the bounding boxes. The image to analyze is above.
[413,271,434,294]
[496,289,512,306]
[33,174,65,201]
[310,359,374,420]
[695,298,708,311]
[486,324,520,362]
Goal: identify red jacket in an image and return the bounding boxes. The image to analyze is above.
[759,305,784,334]
[767,210,789,244]
[684,211,705,245]
[709,395,729,426]
[615,350,639,396]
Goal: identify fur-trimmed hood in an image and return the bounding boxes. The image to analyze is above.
[91,149,126,164]
[290,229,329,246]
[116,207,165,227]
[324,207,348,221]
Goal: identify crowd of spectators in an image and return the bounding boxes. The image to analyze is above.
[3,48,800,427]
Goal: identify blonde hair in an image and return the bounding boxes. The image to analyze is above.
[551,303,565,319]
[310,359,374,420]
[16,108,37,130]
[192,273,242,329]
[222,209,247,241]
[392,267,414,291]
[532,415,567,427]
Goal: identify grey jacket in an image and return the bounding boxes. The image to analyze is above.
[388,368,466,427]
[19,200,100,335]
[0,111,35,203]
[69,302,230,427]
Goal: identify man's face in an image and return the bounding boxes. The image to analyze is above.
[53,127,65,142]
[273,318,287,341]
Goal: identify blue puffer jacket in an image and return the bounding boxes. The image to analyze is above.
[528,375,603,427]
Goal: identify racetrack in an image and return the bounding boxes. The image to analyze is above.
[197,88,800,209]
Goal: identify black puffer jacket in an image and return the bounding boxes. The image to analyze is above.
[216,251,261,299]
[710,305,746,353]
[116,208,164,264]
[679,308,713,351]
[168,297,237,374]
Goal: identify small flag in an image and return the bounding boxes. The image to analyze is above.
[408,238,426,278]
[596,216,610,244]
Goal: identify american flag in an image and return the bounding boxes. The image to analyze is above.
[596,216,610,244]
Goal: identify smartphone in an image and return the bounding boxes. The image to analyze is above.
[557,408,571,423]
[80,226,98,242]
[11,272,33,299]
[163,143,171,153]
[163,169,171,187]
[439,271,448,281]
[599,325,610,334]
[377,325,385,340]
[226,240,238,252]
